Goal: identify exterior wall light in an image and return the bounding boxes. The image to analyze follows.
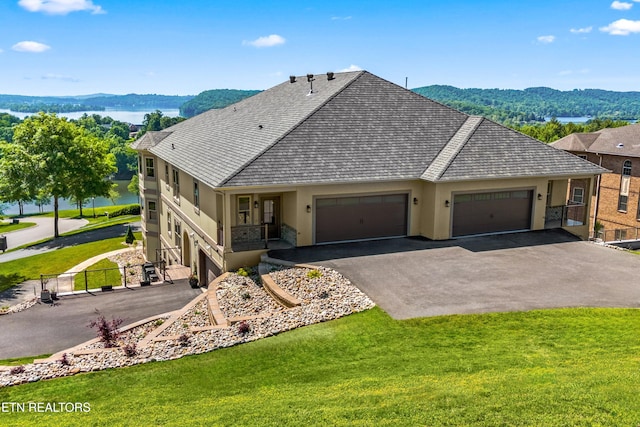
[445,200,450,208]
[306,205,311,213]
[254,200,259,209]
[537,193,543,200]
[413,197,418,205]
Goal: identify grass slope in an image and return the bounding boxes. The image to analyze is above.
[1,307,639,426]
[0,222,36,234]
[72,258,122,291]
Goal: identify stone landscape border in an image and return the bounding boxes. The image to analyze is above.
[0,259,375,387]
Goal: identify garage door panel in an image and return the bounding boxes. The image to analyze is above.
[316,194,408,243]
[452,190,532,237]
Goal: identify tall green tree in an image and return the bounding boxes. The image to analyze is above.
[0,142,38,215]
[10,112,116,237]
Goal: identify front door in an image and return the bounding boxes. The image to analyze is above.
[261,197,280,239]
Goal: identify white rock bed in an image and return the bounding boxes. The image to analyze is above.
[0,267,374,387]
[0,298,38,315]
[216,274,283,318]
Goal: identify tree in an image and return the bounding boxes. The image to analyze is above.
[11,112,116,237]
[0,142,38,215]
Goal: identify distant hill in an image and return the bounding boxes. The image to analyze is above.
[412,85,640,122]
[0,93,195,113]
[180,89,261,117]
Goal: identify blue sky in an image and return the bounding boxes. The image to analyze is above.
[1,0,640,95]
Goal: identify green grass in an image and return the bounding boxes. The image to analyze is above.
[0,222,36,234]
[34,204,139,225]
[72,258,122,291]
[0,233,141,293]
[0,354,51,367]
[1,307,640,426]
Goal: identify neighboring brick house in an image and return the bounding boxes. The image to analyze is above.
[552,124,640,241]
[133,71,605,283]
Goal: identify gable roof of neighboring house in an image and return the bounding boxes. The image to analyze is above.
[135,71,606,189]
[551,123,640,158]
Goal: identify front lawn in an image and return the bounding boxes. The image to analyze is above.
[0,222,36,234]
[1,307,639,425]
[0,233,140,293]
[72,258,122,291]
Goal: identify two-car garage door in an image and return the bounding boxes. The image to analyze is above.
[315,194,408,244]
[452,190,533,237]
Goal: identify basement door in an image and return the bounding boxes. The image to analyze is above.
[451,190,533,237]
[315,194,408,244]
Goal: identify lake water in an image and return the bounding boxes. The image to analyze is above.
[0,108,181,124]
[2,180,139,216]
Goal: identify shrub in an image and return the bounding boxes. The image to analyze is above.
[122,343,137,357]
[59,353,71,366]
[241,292,251,300]
[125,225,136,245]
[154,319,165,327]
[237,267,251,277]
[89,315,123,348]
[178,334,190,347]
[237,321,251,335]
[108,204,140,218]
[10,365,25,375]
[307,269,322,279]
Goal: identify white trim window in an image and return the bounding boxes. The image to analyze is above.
[145,157,155,178]
[571,187,584,204]
[193,180,200,210]
[147,200,157,221]
[173,168,180,200]
[167,211,172,237]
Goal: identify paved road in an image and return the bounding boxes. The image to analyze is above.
[1,217,88,251]
[0,221,141,263]
[270,230,640,319]
[0,282,202,359]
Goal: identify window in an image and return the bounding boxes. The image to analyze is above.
[145,157,155,178]
[164,164,169,187]
[138,155,143,174]
[618,195,628,212]
[174,220,182,247]
[167,211,172,236]
[623,160,632,176]
[193,180,200,209]
[172,168,180,197]
[571,187,584,204]
[577,154,587,160]
[238,196,251,225]
[147,200,157,221]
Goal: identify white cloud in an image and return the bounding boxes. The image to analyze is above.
[339,64,362,72]
[242,34,286,48]
[18,0,105,15]
[12,41,51,53]
[611,1,633,10]
[537,35,556,44]
[331,16,352,20]
[600,19,640,35]
[41,73,79,82]
[570,26,593,34]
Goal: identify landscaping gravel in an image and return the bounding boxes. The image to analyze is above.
[0,265,374,387]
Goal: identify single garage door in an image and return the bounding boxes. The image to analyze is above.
[452,190,533,237]
[316,194,408,244]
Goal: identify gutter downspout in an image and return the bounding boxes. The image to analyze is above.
[593,153,603,237]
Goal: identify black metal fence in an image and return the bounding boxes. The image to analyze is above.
[40,260,167,293]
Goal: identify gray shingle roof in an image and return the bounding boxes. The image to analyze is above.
[141,71,606,188]
[552,123,640,158]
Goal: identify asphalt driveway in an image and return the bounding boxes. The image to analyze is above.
[269,229,640,319]
[0,281,202,360]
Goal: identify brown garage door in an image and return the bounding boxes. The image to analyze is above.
[316,194,408,244]
[452,190,533,237]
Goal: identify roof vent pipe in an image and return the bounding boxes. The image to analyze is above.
[289,75,296,83]
[327,72,335,80]
[307,74,315,95]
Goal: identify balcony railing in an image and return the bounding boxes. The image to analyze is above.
[545,204,586,229]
